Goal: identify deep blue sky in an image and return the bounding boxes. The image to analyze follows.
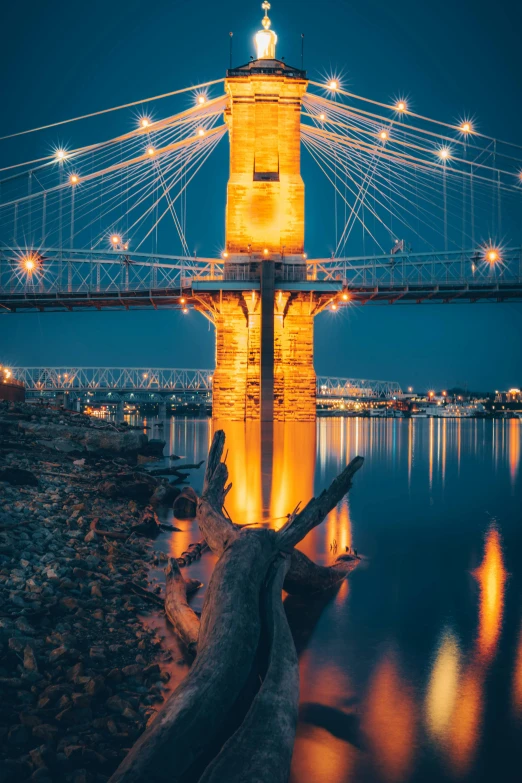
[1,0,521,391]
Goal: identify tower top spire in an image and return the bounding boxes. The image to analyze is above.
[261,1,272,30]
[255,1,277,59]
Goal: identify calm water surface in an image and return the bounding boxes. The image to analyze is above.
[142,416,522,783]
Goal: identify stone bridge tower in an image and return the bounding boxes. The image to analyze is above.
[194,3,316,421]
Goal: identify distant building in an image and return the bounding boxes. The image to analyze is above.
[0,368,25,402]
[495,388,522,403]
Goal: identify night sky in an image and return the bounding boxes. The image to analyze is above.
[1,0,521,392]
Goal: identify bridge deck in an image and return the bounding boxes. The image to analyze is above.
[2,279,522,312]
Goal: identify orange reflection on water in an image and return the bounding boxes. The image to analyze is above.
[270,422,316,530]
[448,661,483,776]
[292,658,357,783]
[473,526,507,664]
[363,651,416,782]
[213,421,263,524]
[425,628,461,744]
[324,500,352,556]
[407,419,413,488]
[212,421,315,530]
[429,417,434,490]
[444,525,508,775]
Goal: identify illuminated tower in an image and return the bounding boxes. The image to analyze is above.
[224,1,307,258]
[194,3,316,421]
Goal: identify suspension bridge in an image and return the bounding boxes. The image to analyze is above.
[1,2,522,420]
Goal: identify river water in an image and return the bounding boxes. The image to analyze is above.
[140,415,522,783]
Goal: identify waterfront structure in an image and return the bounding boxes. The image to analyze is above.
[0,366,24,402]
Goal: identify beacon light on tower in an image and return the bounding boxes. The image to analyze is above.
[255,2,277,59]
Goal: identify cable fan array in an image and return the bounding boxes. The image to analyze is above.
[0,85,227,269]
[302,84,522,260]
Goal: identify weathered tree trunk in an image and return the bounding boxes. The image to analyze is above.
[109,530,279,783]
[199,555,299,783]
[109,431,364,783]
[164,558,200,657]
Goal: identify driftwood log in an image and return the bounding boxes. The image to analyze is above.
[109,430,363,783]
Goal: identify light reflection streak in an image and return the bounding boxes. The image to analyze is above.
[407,419,413,489]
[509,419,520,486]
[457,418,461,476]
[325,499,352,555]
[447,524,507,774]
[423,524,509,775]
[441,418,447,488]
[363,651,416,782]
[448,661,483,776]
[474,525,507,664]
[271,422,316,531]
[213,420,263,524]
[429,416,434,490]
[425,628,461,743]
[292,661,357,783]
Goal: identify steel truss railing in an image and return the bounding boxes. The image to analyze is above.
[15,367,402,400]
[309,247,522,286]
[0,248,221,296]
[15,367,214,393]
[2,247,521,308]
[317,376,402,399]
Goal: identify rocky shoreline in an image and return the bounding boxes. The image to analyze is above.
[0,402,200,783]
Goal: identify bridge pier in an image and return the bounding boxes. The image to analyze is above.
[158,401,167,419]
[199,287,316,422]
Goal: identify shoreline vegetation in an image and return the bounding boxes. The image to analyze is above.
[0,402,363,783]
